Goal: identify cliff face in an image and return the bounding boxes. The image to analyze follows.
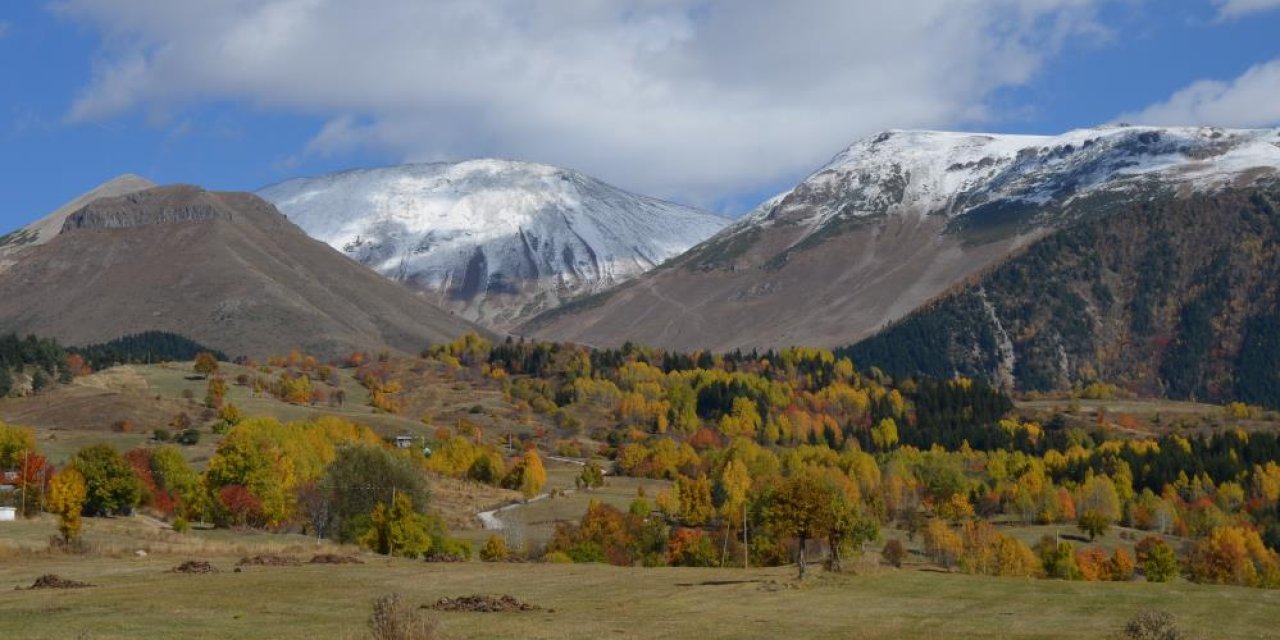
[60,185,237,231]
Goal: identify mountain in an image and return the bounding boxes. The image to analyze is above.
[258,159,729,330]
[847,182,1280,407]
[0,184,483,358]
[0,173,154,270]
[521,126,1280,352]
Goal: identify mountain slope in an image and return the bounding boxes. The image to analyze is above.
[522,126,1280,351]
[0,174,155,270]
[847,182,1280,407]
[0,185,483,357]
[258,160,729,330]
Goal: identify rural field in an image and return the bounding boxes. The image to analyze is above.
[2,515,1277,640]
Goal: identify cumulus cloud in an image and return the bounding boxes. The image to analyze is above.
[56,0,1110,207]
[1123,59,1280,128]
[1213,0,1280,20]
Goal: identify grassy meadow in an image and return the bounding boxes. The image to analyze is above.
[2,514,1278,640]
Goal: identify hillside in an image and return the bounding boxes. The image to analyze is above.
[259,160,729,330]
[0,184,482,358]
[849,183,1280,406]
[0,174,154,270]
[522,126,1280,351]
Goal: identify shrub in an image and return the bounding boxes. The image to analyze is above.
[882,539,907,568]
[368,593,440,640]
[1135,536,1178,583]
[1118,610,1186,640]
[430,537,473,562]
[543,551,574,564]
[175,429,201,446]
[480,535,509,562]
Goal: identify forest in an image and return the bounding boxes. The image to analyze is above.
[3,332,1280,589]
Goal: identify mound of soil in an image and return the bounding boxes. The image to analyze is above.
[423,552,468,563]
[171,561,219,574]
[236,554,301,567]
[308,554,363,565]
[426,595,541,612]
[23,574,93,590]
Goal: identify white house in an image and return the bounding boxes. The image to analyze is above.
[0,506,16,522]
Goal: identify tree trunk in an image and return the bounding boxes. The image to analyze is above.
[797,536,808,579]
[828,534,842,573]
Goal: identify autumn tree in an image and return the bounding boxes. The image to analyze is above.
[1076,474,1121,539]
[923,518,963,571]
[71,444,141,516]
[1078,509,1111,541]
[319,444,430,543]
[1135,536,1179,583]
[1036,536,1081,580]
[360,492,432,558]
[504,449,547,499]
[765,470,840,578]
[205,376,228,408]
[480,534,510,562]
[676,474,715,526]
[577,461,606,491]
[0,421,36,468]
[668,528,718,567]
[827,493,879,572]
[193,352,219,379]
[871,417,899,451]
[719,458,751,527]
[48,468,87,543]
[1186,526,1280,588]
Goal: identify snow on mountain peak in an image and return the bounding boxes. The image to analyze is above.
[259,160,729,330]
[751,125,1280,231]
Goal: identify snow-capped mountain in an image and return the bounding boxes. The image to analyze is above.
[745,125,1280,234]
[259,160,728,329]
[523,125,1280,352]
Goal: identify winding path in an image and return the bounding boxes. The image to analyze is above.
[475,457,608,530]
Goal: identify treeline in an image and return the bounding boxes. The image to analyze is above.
[71,331,226,371]
[0,331,224,397]
[0,333,71,396]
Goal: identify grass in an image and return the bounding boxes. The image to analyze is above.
[486,468,671,549]
[2,519,1278,640]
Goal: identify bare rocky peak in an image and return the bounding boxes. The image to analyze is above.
[60,185,247,232]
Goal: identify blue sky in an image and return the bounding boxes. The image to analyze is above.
[2,1,1279,230]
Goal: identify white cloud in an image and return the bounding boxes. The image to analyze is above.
[1123,59,1280,128]
[1213,0,1280,20]
[56,0,1110,207]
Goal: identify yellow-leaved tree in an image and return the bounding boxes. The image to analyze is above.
[48,468,87,543]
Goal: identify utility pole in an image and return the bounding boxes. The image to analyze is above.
[743,504,749,570]
[20,449,28,517]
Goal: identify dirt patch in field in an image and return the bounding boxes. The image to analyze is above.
[308,553,363,565]
[21,574,93,590]
[236,554,301,567]
[171,560,219,574]
[425,594,541,612]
